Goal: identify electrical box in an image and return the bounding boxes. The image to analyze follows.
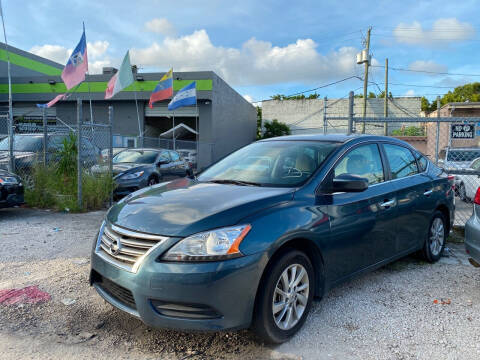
[356,49,371,65]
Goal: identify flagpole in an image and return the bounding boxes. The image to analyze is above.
[0,0,14,172]
[195,100,198,170]
[83,22,94,128]
[133,84,142,147]
[172,111,175,150]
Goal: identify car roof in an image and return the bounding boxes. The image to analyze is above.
[259,133,409,145]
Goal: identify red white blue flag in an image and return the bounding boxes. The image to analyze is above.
[61,27,88,90]
[36,94,67,108]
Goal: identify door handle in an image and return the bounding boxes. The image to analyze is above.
[423,190,433,196]
[379,199,395,209]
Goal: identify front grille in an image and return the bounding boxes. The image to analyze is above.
[94,273,136,310]
[97,223,168,272]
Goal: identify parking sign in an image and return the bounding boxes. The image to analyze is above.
[451,123,475,139]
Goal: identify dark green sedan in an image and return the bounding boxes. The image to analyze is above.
[90,134,454,343]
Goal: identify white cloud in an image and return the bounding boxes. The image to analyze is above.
[145,18,176,37]
[243,94,255,103]
[131,29,361,86]
[409,60,448,73]
[30,41,112,73]
[30,44,71,64]
[88,41,109,59]
[89,59,113,74]
[405,89,415,96]
[394,18,475,46]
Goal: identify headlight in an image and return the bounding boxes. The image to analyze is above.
[0,176,18,184]
[162,224,252,262]
[120,171,144,179]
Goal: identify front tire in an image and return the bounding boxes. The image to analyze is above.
[252,250,314,344]
[422,211,447,263]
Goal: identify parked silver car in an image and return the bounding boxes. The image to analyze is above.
[465,187,480,266]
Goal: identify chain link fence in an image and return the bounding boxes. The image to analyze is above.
[0,101,216,210]
[350,113,480,227]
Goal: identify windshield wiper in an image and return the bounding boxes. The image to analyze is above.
[208,179,263,187]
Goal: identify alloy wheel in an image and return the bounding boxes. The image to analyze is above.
[429,217,444,256]
[272,263,309,331]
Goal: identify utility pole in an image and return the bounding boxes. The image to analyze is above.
[0,0,14,172]
[384,58,388,136]
[361,26,371,134]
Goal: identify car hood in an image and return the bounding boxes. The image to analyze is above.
[112,163,150,176]
[0,151,36,161]
[107,178,295,237]
[0,168,17,177]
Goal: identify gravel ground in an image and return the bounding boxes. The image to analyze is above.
[1,207,480,359]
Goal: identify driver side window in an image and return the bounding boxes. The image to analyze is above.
[334,144,385,185]
[158,151,170,163]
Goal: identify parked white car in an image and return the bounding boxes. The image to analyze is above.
[456,157,480,202]
[177,149,197,168]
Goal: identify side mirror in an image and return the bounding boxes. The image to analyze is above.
[156,159,169,166]
[332,173,368,193]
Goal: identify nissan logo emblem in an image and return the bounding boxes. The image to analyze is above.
[109,238,122,256]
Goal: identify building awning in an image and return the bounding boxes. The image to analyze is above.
[160,123,198,140]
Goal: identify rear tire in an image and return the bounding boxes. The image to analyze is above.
[422,211,447,263]
[252,250,315,344]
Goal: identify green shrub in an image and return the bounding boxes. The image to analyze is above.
[262,119,291,138]
[391,126,425,137]
[25,132,114,212]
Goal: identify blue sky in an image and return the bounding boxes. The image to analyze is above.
[4,0,480,103]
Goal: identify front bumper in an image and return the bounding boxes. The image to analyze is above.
[90,235,265,331]
[0,184,24,208]
[113,177,148,198]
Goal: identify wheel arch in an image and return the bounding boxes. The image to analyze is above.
[436,204,451,233]
[256,238,325,302]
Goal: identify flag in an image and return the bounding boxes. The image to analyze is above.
[105,50,134,99]
[61,27,88,89]
[168,81,196,111]
[36,94,67,108]
[149,68,173,108]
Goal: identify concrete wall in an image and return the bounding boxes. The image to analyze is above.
[54,100,144,136]
[209,74,256,167]
[262,97,421,134]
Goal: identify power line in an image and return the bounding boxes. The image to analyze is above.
[371,65,480,77]
[250,75,361,104]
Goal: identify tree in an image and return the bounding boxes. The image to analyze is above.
[256,106,262,140]
[262,119,291,139]
[422,82,480,114]
[269,93,320,100]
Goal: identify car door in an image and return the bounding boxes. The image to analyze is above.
[168,150,186,177]
[156,151,174,180]
[325,143,398,281]
[382,143,434,254]
[465,158,480,199]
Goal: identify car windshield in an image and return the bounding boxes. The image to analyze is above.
[198,140,339,187]
[113,150,158,164]
[0,135,42,151]
[447,150,480,162]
